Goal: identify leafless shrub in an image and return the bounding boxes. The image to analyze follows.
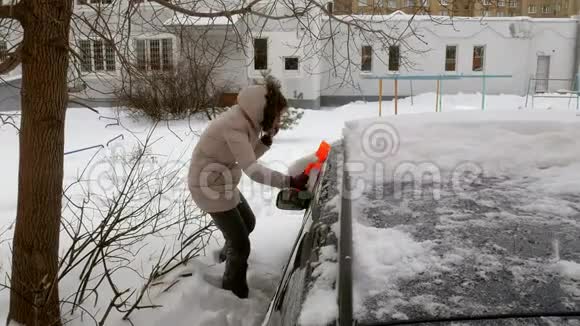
[0,112,20,132]
[117,60,226,121]
[55,126,216,324]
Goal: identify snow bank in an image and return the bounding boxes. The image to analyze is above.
[119,259,278,326]
[299,245,339,326]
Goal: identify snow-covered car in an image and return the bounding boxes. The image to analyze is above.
[262,111,580,326]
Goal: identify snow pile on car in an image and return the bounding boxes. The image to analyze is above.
[343,110,580,323]
[299,244,339,325]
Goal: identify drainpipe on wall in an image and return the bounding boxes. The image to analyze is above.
[573,15,580,91]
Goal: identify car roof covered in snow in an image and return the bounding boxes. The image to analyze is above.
[342,111,580,325]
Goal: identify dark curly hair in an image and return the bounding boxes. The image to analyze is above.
[261,75,287,132]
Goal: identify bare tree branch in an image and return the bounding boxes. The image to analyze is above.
[0,113,20,132]
[151,0,261,18]
[0,43,22,75]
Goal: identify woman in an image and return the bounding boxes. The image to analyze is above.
[188,77,309,299]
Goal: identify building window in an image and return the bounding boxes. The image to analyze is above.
[509,0,517,8]
[79,40,92,72]
[361,45,372,72]
[388,0,397,7]
[440,9,449,15]
[482,0,490,5]
[284,57,299,71]
[555,4,561,12]
[440,0,448,5]
[162,39,172,71]
[79,39,116,72]
[497,11,505,16]
[327,1,334,12]
[405,0,414,7]
[498,0,505,7]
[135,40,146,71]
[482,9,489,16]
[253,38,267,70]
[0,41,7,62]
[445,45,457,72]
[150,39,161,70]
[389,45,400,71]
[528,5,536,13]
[93,40,105,71]
[472,46,485,72]
[134,38,173,72]
[542,5,551,13]
[358,0,367,7]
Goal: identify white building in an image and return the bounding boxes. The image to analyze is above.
[232,12,580,108]
[317,14,579,107]
[1,5,579,110]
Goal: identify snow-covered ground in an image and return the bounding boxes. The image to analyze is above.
[0,92,578,325]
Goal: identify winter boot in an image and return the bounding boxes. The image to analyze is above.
[222,259,249,299]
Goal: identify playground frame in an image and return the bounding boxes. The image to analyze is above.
[524,76,579,111]
[361,73,513,116]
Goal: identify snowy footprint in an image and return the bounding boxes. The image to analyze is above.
[118,258,275,326]
[201,271,223,289]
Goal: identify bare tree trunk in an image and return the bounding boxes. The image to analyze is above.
[8,0,72,324]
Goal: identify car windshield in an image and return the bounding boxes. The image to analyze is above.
[341,116,580,325]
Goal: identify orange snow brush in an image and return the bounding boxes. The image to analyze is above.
[276,141,332,210]
[304,141,331,176]
[303,141,331,192]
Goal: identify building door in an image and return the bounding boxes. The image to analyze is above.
[535,55,551,93]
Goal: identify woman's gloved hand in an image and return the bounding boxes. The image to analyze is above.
[290,173,309,190]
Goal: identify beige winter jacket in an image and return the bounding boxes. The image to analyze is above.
[188,85,291,213]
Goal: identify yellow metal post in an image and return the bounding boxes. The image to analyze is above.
[379,79,383,117]
[394,79,399,115]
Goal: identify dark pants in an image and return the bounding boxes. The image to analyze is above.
[209,194,256,298]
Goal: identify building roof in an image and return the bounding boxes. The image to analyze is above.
[326,10,578,23]
[164,13,240,26]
